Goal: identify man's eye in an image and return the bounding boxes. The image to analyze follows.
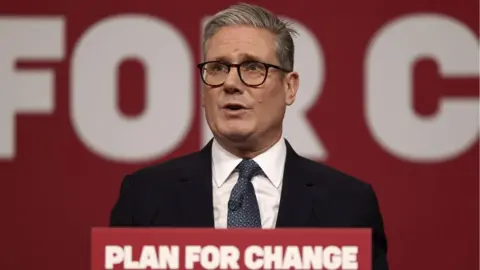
[213,65,224,71]
[243,62,263,71]
[207,64,226,72]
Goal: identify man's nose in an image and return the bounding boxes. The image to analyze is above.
[223,67,243,94]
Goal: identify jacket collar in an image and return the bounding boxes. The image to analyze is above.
[176,139,316,228]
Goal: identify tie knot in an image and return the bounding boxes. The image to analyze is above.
[236,159,263,180]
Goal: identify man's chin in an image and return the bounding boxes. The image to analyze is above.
[218,129,254,143]
[223,132,251,142]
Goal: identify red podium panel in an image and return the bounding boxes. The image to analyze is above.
[91,228,371,270]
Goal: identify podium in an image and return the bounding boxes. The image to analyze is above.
[91,228,371,270]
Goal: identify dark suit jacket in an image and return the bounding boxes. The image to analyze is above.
[110,139,389,269]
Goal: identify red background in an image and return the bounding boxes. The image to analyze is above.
[0,1,478,270]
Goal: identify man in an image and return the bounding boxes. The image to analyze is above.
[110,3,389,269]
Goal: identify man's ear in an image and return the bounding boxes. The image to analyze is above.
[284,72,299,106]
[201,88,205,107]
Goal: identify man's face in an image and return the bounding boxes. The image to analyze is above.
[201,26,299,145]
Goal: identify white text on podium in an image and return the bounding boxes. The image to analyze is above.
[104,244,359,270]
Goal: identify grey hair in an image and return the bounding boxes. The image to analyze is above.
[202,3,298,71]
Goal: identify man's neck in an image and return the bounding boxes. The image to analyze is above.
[215,132,283,159]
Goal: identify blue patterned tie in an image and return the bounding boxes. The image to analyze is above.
[227,159,263,228]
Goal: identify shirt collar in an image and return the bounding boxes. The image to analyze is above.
[211,137,287,189]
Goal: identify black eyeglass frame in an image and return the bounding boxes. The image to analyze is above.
[196,60,292,87]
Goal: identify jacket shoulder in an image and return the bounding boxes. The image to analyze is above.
[125,150,203,186]
[297,155,374,195]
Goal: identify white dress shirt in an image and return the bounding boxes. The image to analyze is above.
[211,137,287,229]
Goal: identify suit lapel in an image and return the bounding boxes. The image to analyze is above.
[275,140,316,227]
[175,140,215,227]
[174,139,315,228]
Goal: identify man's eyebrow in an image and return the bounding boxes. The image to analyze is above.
[208,56,231,63]
[237,53,263,62]
[208,53,263,63]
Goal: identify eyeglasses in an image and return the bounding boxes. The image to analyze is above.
[197,60,291,87]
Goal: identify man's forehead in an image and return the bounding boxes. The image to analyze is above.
[205,26,276,61]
